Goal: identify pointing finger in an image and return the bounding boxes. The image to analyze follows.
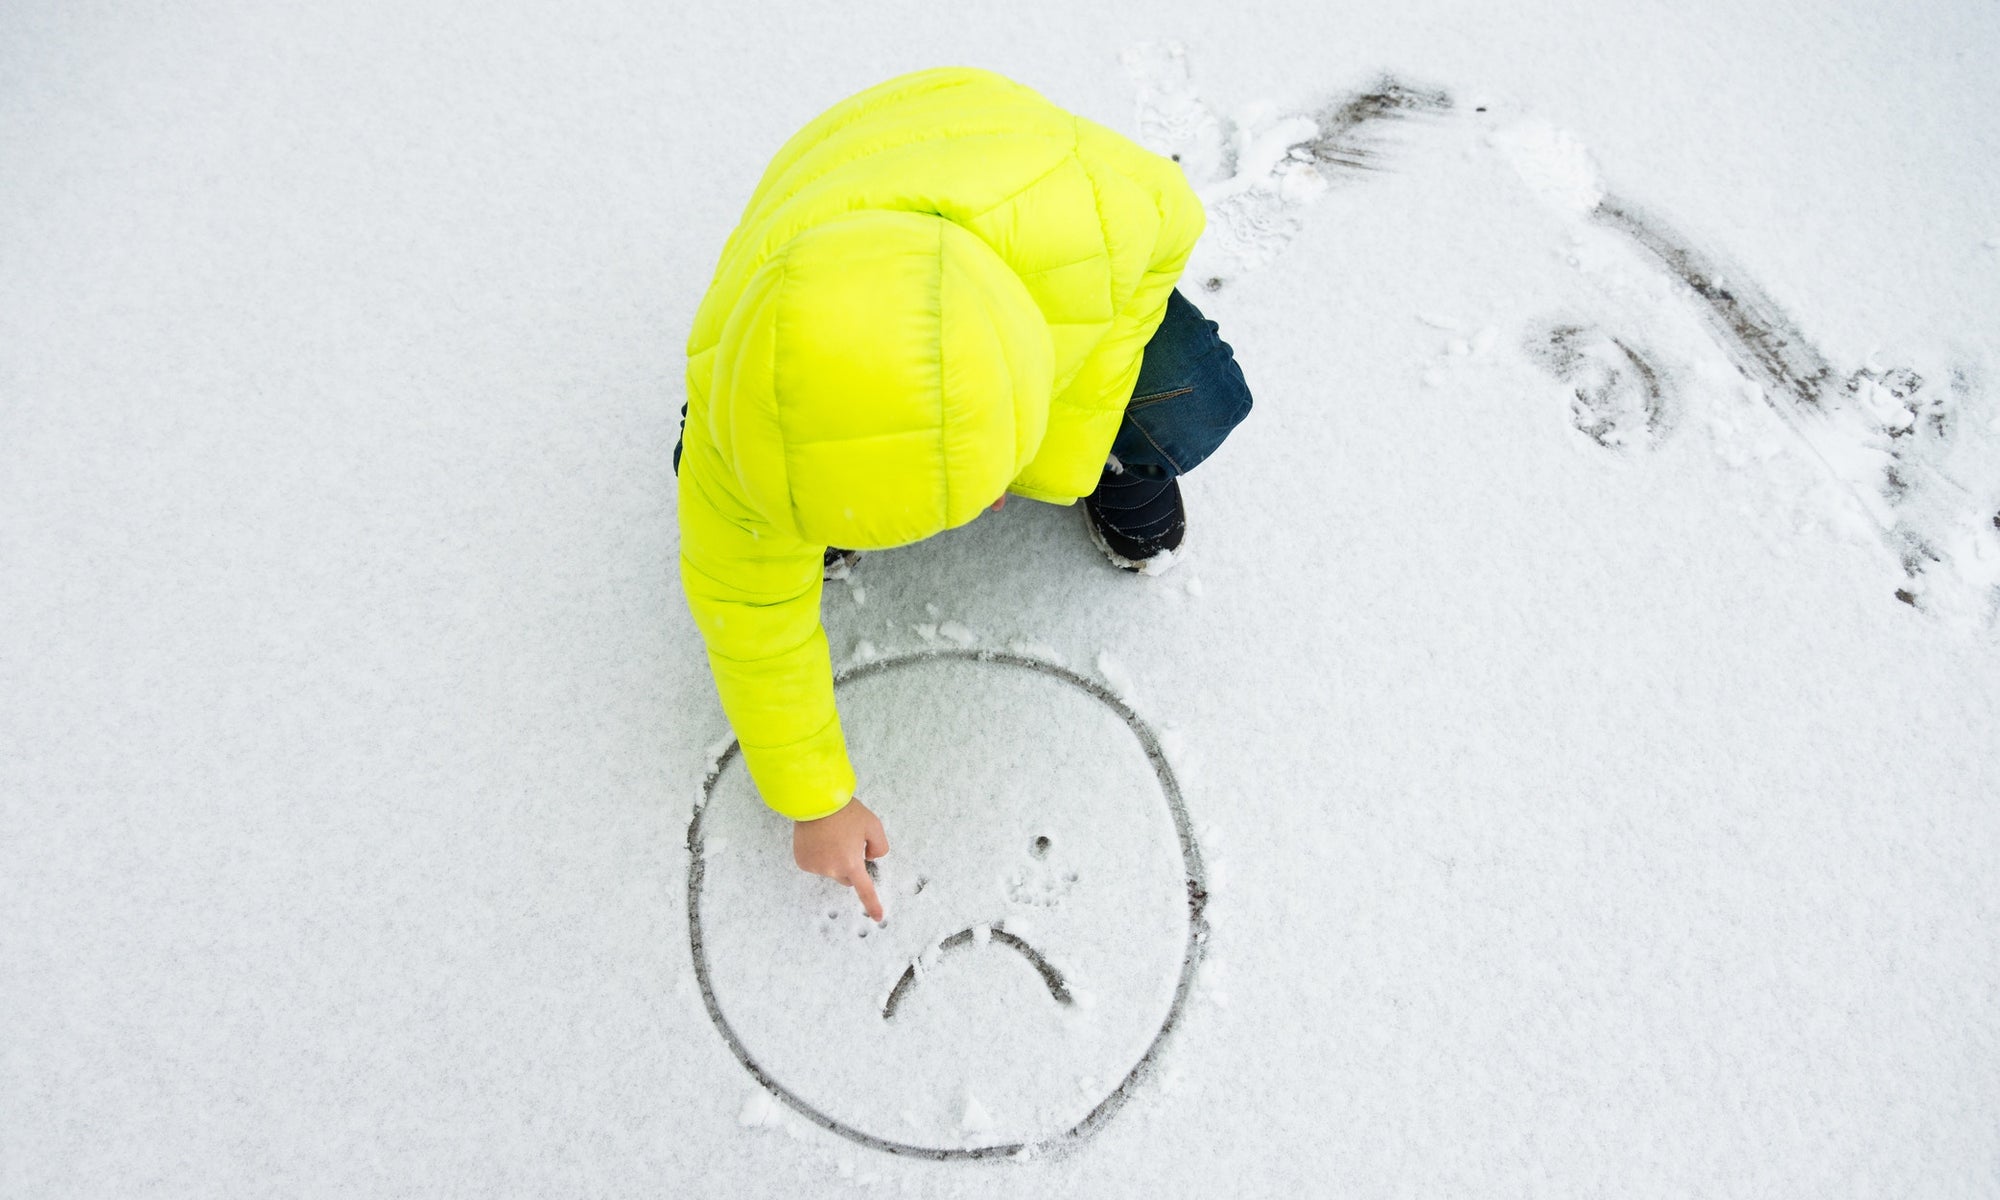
[851,867,884,922]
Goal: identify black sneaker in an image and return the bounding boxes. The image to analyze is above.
[1084,467,1185,573]
[822,547,861,581]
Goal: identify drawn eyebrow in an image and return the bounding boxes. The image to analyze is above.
[881,926,1073,1020]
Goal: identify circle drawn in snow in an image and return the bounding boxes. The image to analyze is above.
[687,650,1209,1160]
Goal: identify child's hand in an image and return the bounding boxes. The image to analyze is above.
[793,798,890,921]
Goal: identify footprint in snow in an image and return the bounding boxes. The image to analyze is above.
[1526,320,1674,451]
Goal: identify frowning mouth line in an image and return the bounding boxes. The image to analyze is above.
[881,925,1073,1020]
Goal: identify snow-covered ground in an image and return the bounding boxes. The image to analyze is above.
[4,1,1997,1195]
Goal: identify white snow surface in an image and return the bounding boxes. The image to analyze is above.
[4,0,1999,1197]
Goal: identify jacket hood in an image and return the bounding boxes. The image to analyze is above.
[708,210,1055,549]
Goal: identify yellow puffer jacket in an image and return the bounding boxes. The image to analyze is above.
[679,67,1203,818]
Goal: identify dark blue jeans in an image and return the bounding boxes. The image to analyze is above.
[1109,288,1253,481]
[671,288,1252,482]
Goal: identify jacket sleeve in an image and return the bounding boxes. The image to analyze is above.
[678,462,855,821]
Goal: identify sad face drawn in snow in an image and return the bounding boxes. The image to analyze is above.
[687,651,1208,1159]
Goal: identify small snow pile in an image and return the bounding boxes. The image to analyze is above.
[1212,110,1325,206]
[1491,119,1606,214]
[1007,638,1065,664]
[960,1091,993,1135]
[737,1088,780,1130]
[1095,650,1138,701]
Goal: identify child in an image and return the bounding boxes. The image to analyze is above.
[677,67,1251,919]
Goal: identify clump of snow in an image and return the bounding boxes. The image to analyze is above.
[960,1091,993,1134]
[1491,119,1606,213]
[938,620,978,647]
[1094,650,1137,700]
[1006,638,1066,664]
[1213,110,1321,202]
